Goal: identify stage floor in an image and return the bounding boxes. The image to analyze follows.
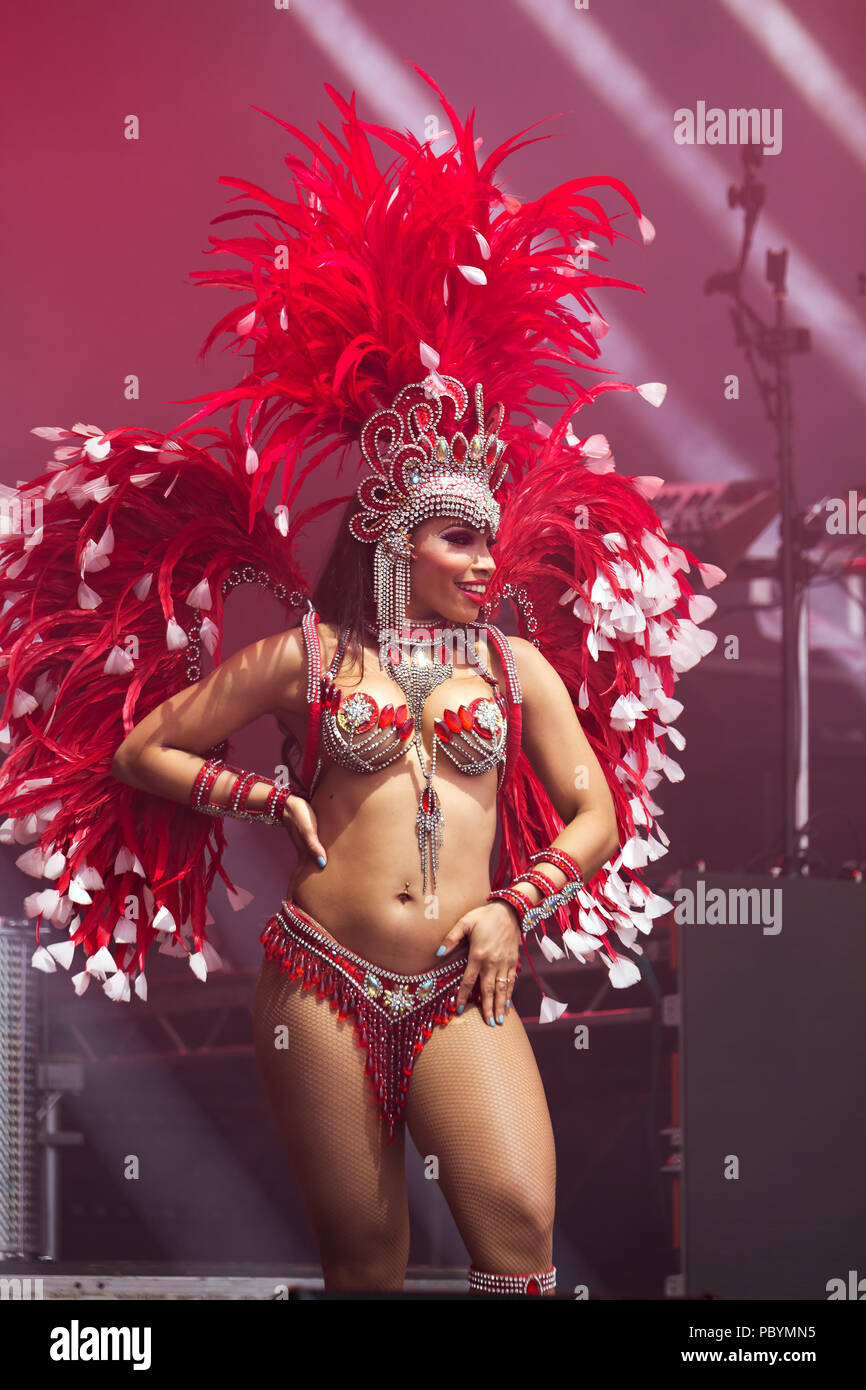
[0,1259,469,1298]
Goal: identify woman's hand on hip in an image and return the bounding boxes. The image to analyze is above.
[280,796,327,868]
[435,902,521,1026]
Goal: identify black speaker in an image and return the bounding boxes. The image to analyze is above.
[676,869,866,1299]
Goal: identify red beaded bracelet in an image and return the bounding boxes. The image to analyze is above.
[529,847,584,883]
[486,886,539,935]
[190,758,295,826]
[231,771,259,815]
[487,886,533,914]
[269,783,294,824]
[512,868,559,897]
[191,757,223,810]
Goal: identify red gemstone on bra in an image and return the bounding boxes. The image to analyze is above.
[475,721,492,739]
[394,704,408,727]
[434,718,452,742]
[398,717,414,741]
[458,704,473,730]
[443,708,461,732]
[379,703,395,728]
[439,643,448,663]
[388,647,401,664]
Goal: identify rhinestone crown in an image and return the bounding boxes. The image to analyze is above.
[348,374,508,547]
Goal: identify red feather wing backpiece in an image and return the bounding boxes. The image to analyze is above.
[0,422,330,1001]
[488,418,725,998]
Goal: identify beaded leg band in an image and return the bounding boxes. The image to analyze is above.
[467,1263,556,1296]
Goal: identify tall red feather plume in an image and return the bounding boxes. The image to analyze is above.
[172,63,652,519]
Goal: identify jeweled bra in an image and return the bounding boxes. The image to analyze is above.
[298,608,522,802]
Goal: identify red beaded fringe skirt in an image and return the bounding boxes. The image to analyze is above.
[259,899,484,1142]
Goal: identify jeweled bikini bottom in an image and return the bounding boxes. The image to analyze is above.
[259,898,484,1142]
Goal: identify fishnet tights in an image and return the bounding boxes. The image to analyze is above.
[252,955,556,1294]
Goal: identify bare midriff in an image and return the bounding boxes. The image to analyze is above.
[281,631,508,975]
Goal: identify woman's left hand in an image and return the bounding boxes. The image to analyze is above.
[435,902,522,1026]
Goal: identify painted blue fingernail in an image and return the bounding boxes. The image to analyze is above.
[316,855,326,868]
[435,945,446,956]
[506,1000,511,1009]
[498,1014,504,1024]
[456,1004,464,1014]
[489,1017,495,1027]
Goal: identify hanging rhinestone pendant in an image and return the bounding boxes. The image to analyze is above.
[417,782,443,892]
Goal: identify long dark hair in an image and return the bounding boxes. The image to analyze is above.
[311,495,377,680]
[277,496,375,776]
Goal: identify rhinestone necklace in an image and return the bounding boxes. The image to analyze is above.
[355,616,495,891]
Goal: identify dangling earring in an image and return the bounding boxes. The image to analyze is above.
[400,539,414,630]
[374,530,413,658]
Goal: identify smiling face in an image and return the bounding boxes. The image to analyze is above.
[404,515,497,623]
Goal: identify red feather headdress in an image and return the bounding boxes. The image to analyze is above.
[173,63,658,525]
